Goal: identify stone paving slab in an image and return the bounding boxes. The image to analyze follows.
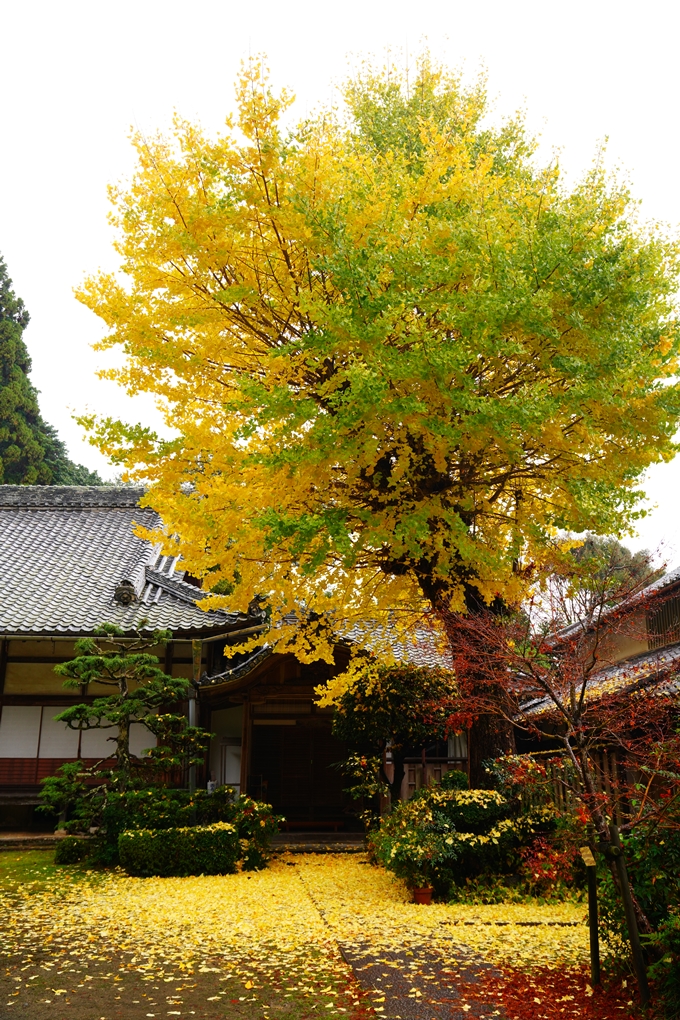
[338,941,502,1020]
[272,841,366,854]
[0,833,65,851]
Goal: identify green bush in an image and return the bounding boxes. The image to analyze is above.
[369,783,558,896]
[439,769,469,791]
[647,909,680,1019]
[118,822,240,877]
[47,780,282,868]
[54,835,90,864]
[369,802,459,888]
[597,813,680,955]
[239,838,270,871]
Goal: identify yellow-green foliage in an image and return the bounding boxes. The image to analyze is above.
[369,785,557,889]
[77,53,680,667]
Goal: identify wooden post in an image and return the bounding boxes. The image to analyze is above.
[164,640,174,677]
[580,846,600,986]
[609,823,650,1007]
[466,726,471,786]
[239,698,250,796]
[189,640,202,795]
[0,638,7,695]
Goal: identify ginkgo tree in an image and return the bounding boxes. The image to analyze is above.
[77,55,680,721]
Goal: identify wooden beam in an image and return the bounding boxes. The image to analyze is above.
[5,656,73,664]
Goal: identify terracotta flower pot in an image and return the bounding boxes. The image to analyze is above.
[412,886,433,905]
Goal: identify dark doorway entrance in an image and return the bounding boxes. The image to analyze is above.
[249,718,351,826]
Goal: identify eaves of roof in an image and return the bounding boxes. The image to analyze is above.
[524,640,680,715]
[198,646,274,689]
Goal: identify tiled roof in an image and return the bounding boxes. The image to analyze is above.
[550,561,680,648]
[0,486,248,637]
[342,620,453,670]
[590,643,680,696]
[0,486,145,508]
[524,642,680,715]
[390,626,454,670]
[0,486,453,667]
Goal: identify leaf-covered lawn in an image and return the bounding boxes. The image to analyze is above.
[0,851,639,1020]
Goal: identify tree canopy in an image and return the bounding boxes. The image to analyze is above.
[330,661,461,802]
[77,55,680,662]
[0,254,101,485]
[540,534,661,630]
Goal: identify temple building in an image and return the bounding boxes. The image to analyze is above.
[0,486,462,831]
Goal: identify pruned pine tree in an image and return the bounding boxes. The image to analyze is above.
[51,623,209,789]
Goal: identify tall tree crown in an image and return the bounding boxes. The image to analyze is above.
[76,55,680,661]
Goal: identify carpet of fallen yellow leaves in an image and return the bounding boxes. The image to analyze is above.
[299,856,588,969]
[1,853,590,1017]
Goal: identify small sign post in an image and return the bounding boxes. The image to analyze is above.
[580,845,600,986]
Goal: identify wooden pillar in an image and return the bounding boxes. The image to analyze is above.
[0,638,7,695]
[189,640,201,794]
[164,640,174,677]
[240,698,250,796]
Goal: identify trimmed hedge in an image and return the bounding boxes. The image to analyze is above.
[50,782,281,867]
[118,822,240,877]
[54,835,90,864]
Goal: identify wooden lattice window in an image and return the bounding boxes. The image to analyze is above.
[647,595,680,650]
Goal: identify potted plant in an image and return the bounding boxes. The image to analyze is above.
[369,808,459,903]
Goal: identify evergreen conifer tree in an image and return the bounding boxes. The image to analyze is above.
[0,254,101,484]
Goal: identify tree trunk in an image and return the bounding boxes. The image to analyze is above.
[380,746,405,805]
[469,713,516,788]
[437,585,516,788]
[116,714,131,788]
[390,750,405,804]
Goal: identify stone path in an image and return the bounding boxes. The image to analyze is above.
[295,861,501,1019]
[339,941,501,1019]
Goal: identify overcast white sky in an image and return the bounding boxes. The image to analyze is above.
[1,0,679,563]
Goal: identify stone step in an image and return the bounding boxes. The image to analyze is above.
[272,841,366,854]
[272,831,365,853]
[0,832,65,851]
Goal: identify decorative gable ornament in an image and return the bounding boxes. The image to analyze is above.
[113,579,138,606]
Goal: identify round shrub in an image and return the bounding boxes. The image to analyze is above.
[410,786,508,832]
[370,823,459,888]
[369,785,558,896]
[54,836,90,864]
[440,769,469,791]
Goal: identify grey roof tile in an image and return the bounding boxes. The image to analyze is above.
[0,486,239,637]
[0,486,452,665]
[525,642,680,715]
[0,485,146,508]
[343,621,453,670]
